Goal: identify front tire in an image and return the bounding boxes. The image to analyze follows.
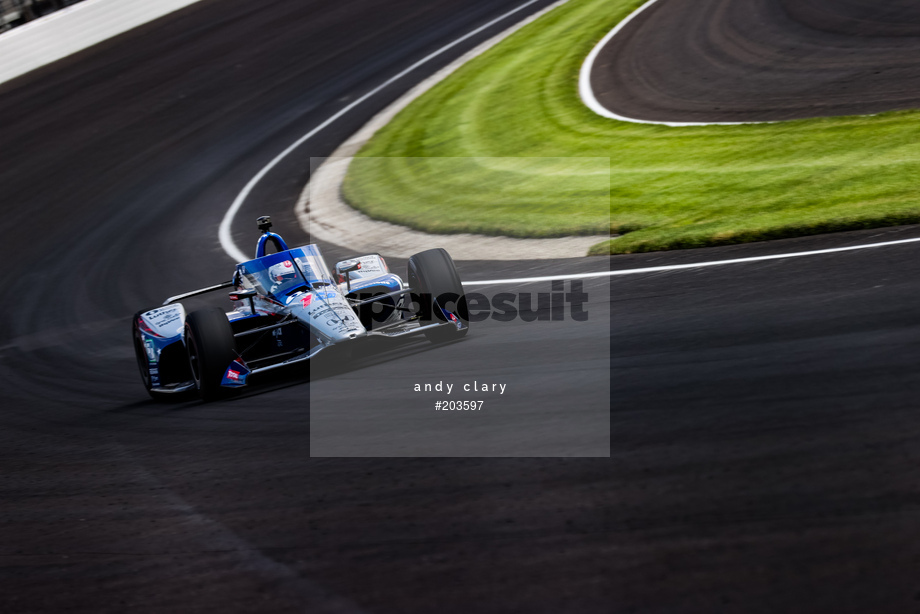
[185,307,237,401]
[407,248,469,344]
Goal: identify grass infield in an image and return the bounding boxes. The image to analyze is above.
[343,0,920,255]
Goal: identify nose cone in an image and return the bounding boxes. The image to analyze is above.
[288,289,367,344]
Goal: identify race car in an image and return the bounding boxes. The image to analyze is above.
[132,216,469,400]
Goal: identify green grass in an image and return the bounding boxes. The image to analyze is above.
[343,0,920,254]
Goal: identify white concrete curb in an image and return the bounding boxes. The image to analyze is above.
[0,0,204,85]
[296,0,610,260]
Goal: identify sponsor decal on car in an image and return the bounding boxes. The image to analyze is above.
[354,255,386,276]
[301,294,313,308]
[221,359,251,388]
[142,305,185,337]
[311,306,335,320]
[144,338,157,363]
[441,308,463,330]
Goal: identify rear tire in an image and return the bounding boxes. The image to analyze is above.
[185,307,237,401]
[407,248,469,344]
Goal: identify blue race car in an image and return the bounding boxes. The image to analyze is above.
[132,216,469,400]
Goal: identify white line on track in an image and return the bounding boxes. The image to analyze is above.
[462,236,920,285]
[578,0,763,126]
[218,0,547,264]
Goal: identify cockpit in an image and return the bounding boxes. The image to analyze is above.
[235,246,335,303]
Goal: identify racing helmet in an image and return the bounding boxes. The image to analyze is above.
[268,260,299,285]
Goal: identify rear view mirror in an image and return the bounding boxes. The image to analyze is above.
[335,260,362,292]
[229,288,257,313]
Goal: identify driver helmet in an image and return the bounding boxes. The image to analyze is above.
[268,260,299,285]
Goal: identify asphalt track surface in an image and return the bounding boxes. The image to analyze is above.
[590,0,920,122]
[5,0,920,612]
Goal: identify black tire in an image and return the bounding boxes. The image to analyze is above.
[132,310,156,399]
[407,248,469,344]
[185,307,237,401]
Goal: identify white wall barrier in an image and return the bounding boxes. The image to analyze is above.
[0,0,204,85]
